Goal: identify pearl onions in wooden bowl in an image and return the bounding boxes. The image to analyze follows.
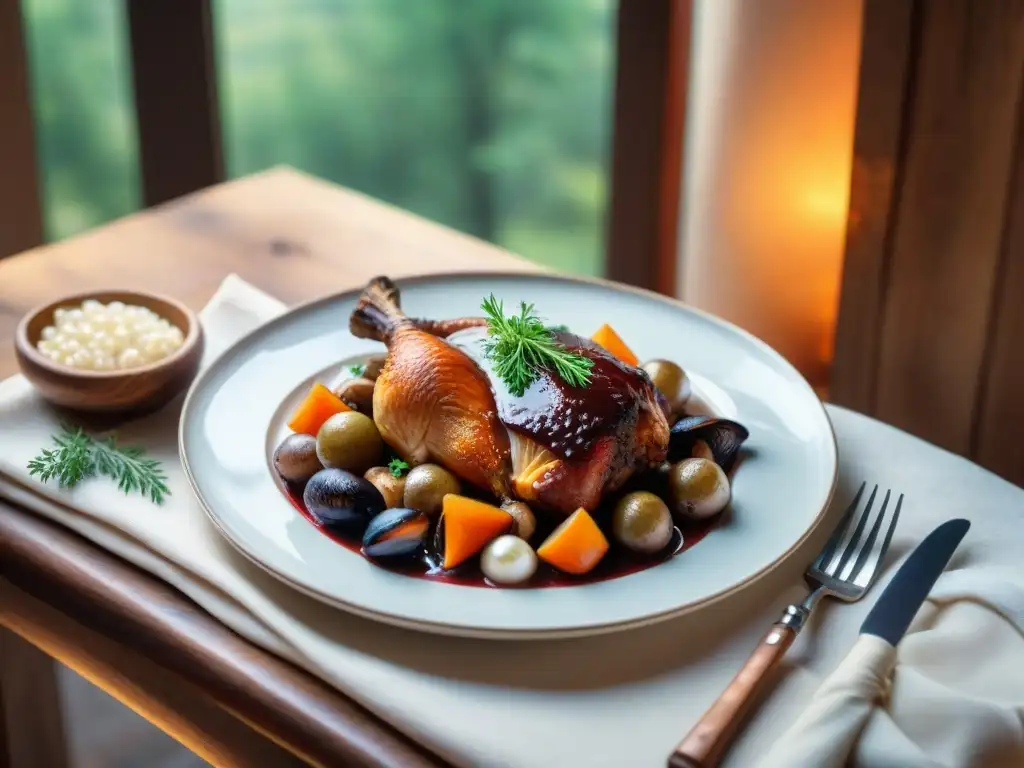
[15,290,203,416]
[37,299,185,371]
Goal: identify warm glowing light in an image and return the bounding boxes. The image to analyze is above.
[802,186,851,229]
[799,174,855,370]
[679,0,864,387]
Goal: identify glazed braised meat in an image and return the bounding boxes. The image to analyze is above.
[349,277,670,515]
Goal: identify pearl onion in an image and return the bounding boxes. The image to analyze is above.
[89,333,114,354]
[118,348,142,368]
[141,339,162,359]
[480,535,538,585]
[668,458,731,520]
[36,299,185,371]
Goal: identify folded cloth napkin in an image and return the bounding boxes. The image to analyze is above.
[1,274,1023,768]
[759,567,1024,767]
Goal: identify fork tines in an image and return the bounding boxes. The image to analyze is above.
[812,482,903,589]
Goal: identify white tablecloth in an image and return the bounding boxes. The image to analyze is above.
[1,275,1021,768]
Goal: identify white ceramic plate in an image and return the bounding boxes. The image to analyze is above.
[180,272,836,639]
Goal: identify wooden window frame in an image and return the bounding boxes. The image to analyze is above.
[126,0,224,207]
[0,0,43,257]
[831,0,1024,485]
[606,0,692,295]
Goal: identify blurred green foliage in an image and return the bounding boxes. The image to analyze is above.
[23,0,139,239]
[22,0,613,275]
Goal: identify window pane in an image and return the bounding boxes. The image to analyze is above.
[23,0,139,241]
[215,0,615,275]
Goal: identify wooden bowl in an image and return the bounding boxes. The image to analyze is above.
[15,290,204,417]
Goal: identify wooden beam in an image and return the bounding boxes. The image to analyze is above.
[2,586,305,768]
[657,0,692,298]
[0,628,67,768]
[606,0,691,295]
[0,0,43,256]
[833,0,1024,481]
[872,0,1024,455]
[830,0,919,412]
[126,0,223,206]
[972,78,1024,486]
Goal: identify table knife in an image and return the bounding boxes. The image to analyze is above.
[860,518,970,647]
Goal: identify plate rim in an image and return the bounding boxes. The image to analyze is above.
[179,269,838,639]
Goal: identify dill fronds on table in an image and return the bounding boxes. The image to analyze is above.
[28,425,170,505]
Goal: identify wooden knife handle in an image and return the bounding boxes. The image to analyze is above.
[668,623,796,768]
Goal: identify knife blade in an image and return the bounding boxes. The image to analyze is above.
[860,518,970,646]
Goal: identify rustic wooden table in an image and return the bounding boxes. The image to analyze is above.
[0,167,538,767]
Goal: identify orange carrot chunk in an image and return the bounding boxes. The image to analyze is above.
[287,383,351,436]
[537,508,609,575]
[442,494,513,570]
[591,323,639,367]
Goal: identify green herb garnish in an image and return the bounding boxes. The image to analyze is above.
[481,295,593,396]
[548,324,570,333]
[27,426,93,489]
[388,458,410,478]
[349,364,365,376]
[28,425,170,504]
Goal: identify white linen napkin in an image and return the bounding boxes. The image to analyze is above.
[1,274,1022,768]
[759,567,1024,767]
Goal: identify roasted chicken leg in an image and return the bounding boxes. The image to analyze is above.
[350,277,670,515]
[350,278,511,499]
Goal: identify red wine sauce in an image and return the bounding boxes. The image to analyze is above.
[283,487,714,589]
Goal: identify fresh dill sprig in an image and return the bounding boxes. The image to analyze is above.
[91,434,171,504]
[349,364,365,376]
[26,427,93,488]
[28,425,170,505]
[481,295,593,397]
[388,457,410,478]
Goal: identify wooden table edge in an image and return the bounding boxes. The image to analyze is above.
[2,584,306,767]
[0,500,450,768]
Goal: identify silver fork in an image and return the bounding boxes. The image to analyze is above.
[668,483,903,768]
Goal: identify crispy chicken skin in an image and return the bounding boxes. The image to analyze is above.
[349,278,511,498]
[349,277,670,514]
